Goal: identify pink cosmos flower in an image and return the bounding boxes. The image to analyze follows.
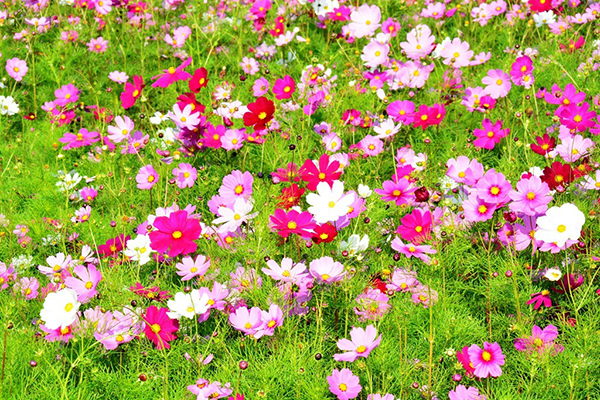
[333,325,382,362]
[358,135,383,156]
[391,238,436,263]
[16,277,39,300]
[59,128,100,150]
[411,284,439,308]
[54,84,79,107]
[468,342,505,378]
[400,25,436,60]
[136,165,158,190]
[252,77,270,97]
[108,71,129,84]
[446,156,484,186]
[262,257,307,282]
[515,324,563,356]
[107,115,134,144]
[462,194,496,222]
[327,368,362,400]
[149,210,202,257]
[526,290,552,309]
[348,4,381,38]
[6,58,28,81]
[386,268,419,292]
[172,163,197,188]
[87,37,109,53]
[474,169,512,204]
[510,55,534,88]
[228,306,263,336]
[440,38,474,68]
[151,57,192,88]
[71,205,91,223]
[354,289,391,321]
[175,254,210,281]
[482,69,511,98]
[555,134,594,162]
[256,304,284,338]
[449,385,486,400]
[473,118,509,149]
[40,324,73,343]
[361,41,389,68]
[219,170,253,201]
[240,56,260,75]
[272,75,295,100]
[509,176,552,216]
[64,264,102,303]
[221,129,245,151]
[309,256,346,284]
[121,75,144,109]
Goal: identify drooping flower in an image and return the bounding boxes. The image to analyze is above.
[527,290,552,309]
[142,306,179,350]
[149,210,202,257]
[391,238,437,263]
[333,325,382,362]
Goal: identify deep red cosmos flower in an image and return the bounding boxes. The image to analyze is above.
[120,75,144,110]
[277,184,305,209]
[530,133,556,156]
[300,153,342,191]
[98,234,130,258]
[541,161,573,191]
[312,223,338,244]
[189,67,209,93]
[142,306,179,350]
[243,96,275,130]
[177,92,206,115]
[149,210,202,257]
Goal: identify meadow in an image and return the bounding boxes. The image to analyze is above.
[0,0,599,399]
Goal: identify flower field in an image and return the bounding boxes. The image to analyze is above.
[1,0,600,399]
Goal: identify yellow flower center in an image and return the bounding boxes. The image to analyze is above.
[490,187,500,195]
[321,274,330,281]
[147,175,155,183]
[235,185,244,194]
[258,112,267,120]
[64,303,74,312]
[287,221,297,229]
[478,205,488,214]
[85,281,93,289]
[151,323,161,333]
[481,351,492,361]
[328,201,336,208]
[168,67,176,74]
[356,345,367,353]
[172,230,183,239]
[557,225,566,233]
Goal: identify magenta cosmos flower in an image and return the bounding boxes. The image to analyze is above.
[508,175,552,216]
[54,84,79,107]
[136,165,159,190]
[59,128,100,150]
[333,325,382,362]
[151,57,192,88]
[143,306,179,350]
[6,58,28,81]
[558,102,597,132]
[396,208,432,244]
[272,75,296,100]
[375,179,416,206]
[309,256,346,283]
[474,169,512,205]
[327,368,362,400]
[462,194,496,222]
[467,342,505,378]
[473,119,509,150]
[269,208,316,239]
[482,69,511,99]
[149,210,202,257]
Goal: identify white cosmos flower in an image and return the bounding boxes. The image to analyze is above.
[0,96,20,115]
[149,111,168,125]
[167,290,210,319]
[124,234,154,265]
[306,181,354,224]
[213,198,257,234]
[357,184,372,198]
[535,203,585,247]
[40,288,81,329]
[544,267,562,281]
[339,234,370,260]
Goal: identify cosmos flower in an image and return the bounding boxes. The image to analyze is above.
[468,342,505,378]
[149,210,202,257]
[142,306,179,350]
[333,325,382,362]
